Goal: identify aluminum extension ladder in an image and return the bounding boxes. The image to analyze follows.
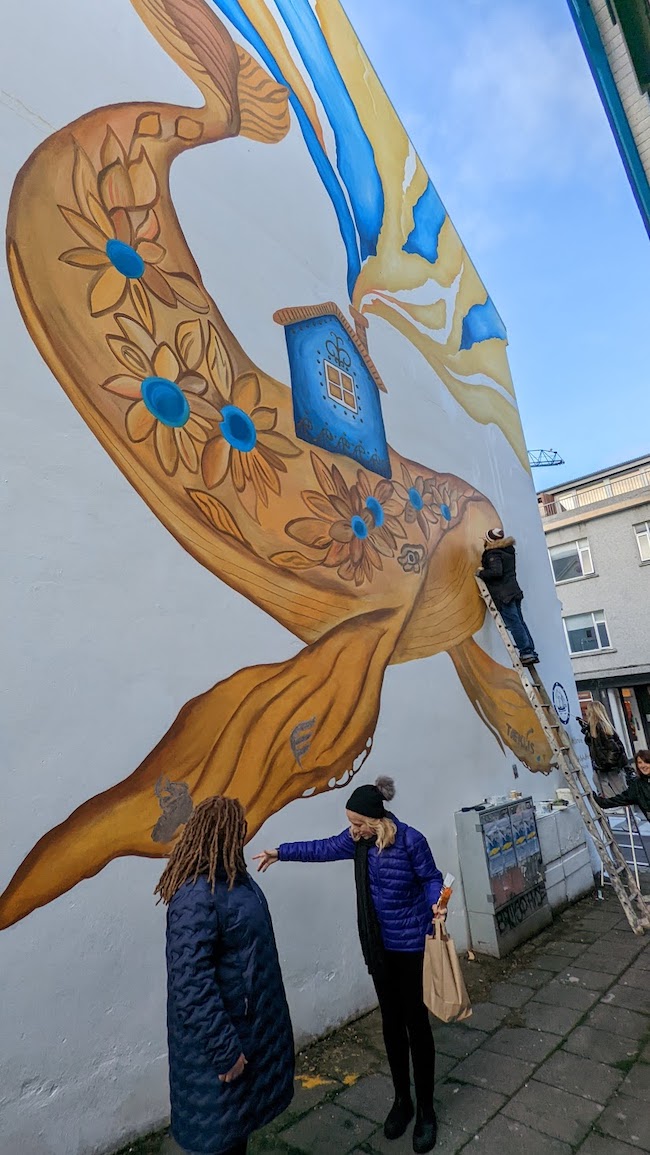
[476,576,650,935]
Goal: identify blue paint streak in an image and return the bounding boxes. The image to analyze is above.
[402,179,446,263]
[210,0,361,295]
[273,0,384,261]
[459,297,507,351]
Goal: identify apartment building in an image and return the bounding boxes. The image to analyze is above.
[539,454,650,752]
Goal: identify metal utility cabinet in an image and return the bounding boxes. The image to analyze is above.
[455,797,552,957]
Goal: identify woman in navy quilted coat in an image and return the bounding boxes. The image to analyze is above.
[255,777,443,1154]
[156,796,294,1155]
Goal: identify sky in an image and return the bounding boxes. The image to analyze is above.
[342,0,650,486]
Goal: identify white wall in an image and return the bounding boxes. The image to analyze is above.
[0,2,583,1153]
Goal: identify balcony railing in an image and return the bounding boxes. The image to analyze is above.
[539,469,650,518]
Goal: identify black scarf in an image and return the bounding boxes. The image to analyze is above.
[354,837,386,981]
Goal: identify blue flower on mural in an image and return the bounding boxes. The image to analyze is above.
[274,303,391,478]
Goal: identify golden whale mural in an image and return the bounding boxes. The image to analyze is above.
[0,0,552,931]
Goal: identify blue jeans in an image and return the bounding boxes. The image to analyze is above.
[499,598,536,657]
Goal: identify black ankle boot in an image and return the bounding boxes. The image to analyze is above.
[413,1106,437,1153]
[384,1095,414,1140]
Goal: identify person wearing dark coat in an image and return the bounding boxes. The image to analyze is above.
[477,527,539,665]
[595,749,650,819]
[578,702,629,797]
[255,777,444,1154]
[156,796,294,1155]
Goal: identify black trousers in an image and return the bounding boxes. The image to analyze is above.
[372,950,435,1110]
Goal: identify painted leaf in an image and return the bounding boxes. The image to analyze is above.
[269,551,317,571]
[176,319,205,371]
[206,321,233,395]
[187,489,246,545]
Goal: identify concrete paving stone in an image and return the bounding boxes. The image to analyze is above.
[632,947,650,969]
[523,1000,587,1036]
[482,1026,558,1064]
[435,1081,505,1133]
[436,1052,459,1081]
[280,1103,375,1155]
[461,1002,509,1033]
[488,981,536,1008]
[640,1042,650,1062]
[597,1091,650,1149]
[532,979,600,1012]
[585,1004,649,1041]
[575,951,638,976]
[273,1076,342,1125]
[577,913,621,930]
[604,982,650,1016]
[575,1133,642,1155]
[620,1063,650,1102]
[555,966,615,991]
[451,1048,534,1096]
[470,1114,573,1155]
[509,968,550,990]
[533,1048,624,1102]
[502,1080,604,1145]
[432,1024,488,1059]
[619,968,650,992]
[542,939,588,959]
[531,954,575,973]
[560,929,606,945]
[564,1026,641,1065]
[352,1012,386,1054]
[334,1074,395,1123]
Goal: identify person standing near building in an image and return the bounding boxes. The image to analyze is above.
[578,702,629,797]
[595,749,650,820]
[477,527,539,665]
[254,777,443,1154]
[156,796,294,1155]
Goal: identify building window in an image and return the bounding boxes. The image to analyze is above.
[324,360,357,412]
[634,521,650,562]
[564,611,611,655]
[548,538,594,582]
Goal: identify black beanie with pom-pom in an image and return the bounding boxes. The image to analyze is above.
[346,776,395,819]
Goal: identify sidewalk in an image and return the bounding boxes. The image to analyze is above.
[120,889,650,1155]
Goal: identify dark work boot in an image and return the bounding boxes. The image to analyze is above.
[384,1095,414,1140]
[413,1106,437,1153]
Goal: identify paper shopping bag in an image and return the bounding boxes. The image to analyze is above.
[423,923,472,1023]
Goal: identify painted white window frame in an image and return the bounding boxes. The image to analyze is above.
[634,521,650,562]
[548,537,594,583]
[563,610,611,655]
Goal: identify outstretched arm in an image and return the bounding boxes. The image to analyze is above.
[254,828,355,872]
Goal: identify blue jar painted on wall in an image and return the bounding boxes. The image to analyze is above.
[276,307,391,479]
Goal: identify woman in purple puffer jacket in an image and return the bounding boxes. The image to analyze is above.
[254,777,443,1154]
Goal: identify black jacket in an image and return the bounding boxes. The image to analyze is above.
[477,538,523,606]
[597,775,650,820]
[580,722,628,772]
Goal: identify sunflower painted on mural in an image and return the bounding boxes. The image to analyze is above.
[393,464,440,540]
[58,128,207,326]
[200,324,302,520]
[277,453,400,585]
[102,316,219,475]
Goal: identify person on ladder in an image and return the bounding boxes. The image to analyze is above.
[477,528,539,666]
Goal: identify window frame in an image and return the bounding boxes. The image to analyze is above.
[634,520,650,563]
[548,537,595,584]
[563,610,612,656]
[324,359,358,413]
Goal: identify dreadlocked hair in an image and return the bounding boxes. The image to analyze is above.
[155,796,247,904]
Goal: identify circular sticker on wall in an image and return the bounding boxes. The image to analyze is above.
[552,682,571,725]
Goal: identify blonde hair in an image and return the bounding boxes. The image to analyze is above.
[587,701,614,739]
[350,815,397,852]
